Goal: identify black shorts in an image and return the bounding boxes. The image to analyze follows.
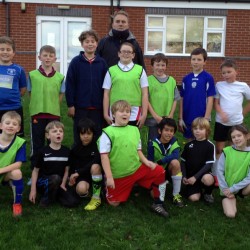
[213,122,233,142]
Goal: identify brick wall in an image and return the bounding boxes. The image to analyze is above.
[0,3,249,84]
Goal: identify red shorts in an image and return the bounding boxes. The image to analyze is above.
[106,164,165,203]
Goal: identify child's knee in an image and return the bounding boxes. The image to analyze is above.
[201,174,214,186]
[188,193,201,202]
[169,160,181,173]
[76,182,89,196]
[224,210,236,218]
[108,200,120,207]
[242,184,250,196]
[10,169,22,180]
[90,164,102,175]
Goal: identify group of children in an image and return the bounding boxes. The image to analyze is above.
[1,23,250,219]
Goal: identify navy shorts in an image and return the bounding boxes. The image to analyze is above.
[213,122,233,142]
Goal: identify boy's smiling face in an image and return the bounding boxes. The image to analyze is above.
[152,60,167,78]
[118,44,135,65]
[113,108,131,126]
[158,125,175,144]
[0,117,20,136]
[0,43,15,65]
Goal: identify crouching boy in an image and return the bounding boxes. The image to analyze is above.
[147,118,184,207]
[0,111,26,217]
[98,100,169,217]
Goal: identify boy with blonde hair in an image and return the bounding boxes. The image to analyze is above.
[29,121,70,207]
[99,100,169,217]
[181,117,215,203]
[0,111,26,217]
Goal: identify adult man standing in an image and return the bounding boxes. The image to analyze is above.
[96,10,146,69]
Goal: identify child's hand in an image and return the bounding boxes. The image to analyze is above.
[137,115,146,128]
[60,183,67,191]
[188,176,196,185]
[220,112,228,123]
[104,114,113,125]
[183,177,189,185]
[155,115,163,124]
[223,188,235,198]
[106,177,115,189]
[147,160,157,170]
[178,119,187,133]
[67,107,75,118]
[69,173,79,186]
[29,190,36,204]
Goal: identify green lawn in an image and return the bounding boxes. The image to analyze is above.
[1,94,250,250]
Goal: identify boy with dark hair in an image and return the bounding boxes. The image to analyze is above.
[28,45,65,170]
[147,118,184,207]
[0,111,26,217]
[181,117,215,203]
[0,36,27,137]
[68,118,102,210]
[179,48,216,140]
[66,29,108,144]
[145,53,180,141]
[99,100,169,217]
[103,42,148,128]
[29,121,70,207]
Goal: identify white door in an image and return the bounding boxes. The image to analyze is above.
[36,16,91,75]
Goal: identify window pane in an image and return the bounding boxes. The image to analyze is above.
[207,33,222,52]
[41,21,60,59]
[166,17,184,53]
[147,31,163,51]
[185,17,204,54]
[148,17,163,27]
[68,22,88,60]
[208,18,223,28]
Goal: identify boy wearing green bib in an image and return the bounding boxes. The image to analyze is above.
[148,118,184,207]
[103,42,148,128]
[145,53,180,141]
[0,111,26,217]
[28,45,65,170]
[99,100,169,217]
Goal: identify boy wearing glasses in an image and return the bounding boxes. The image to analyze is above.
[102,42,148,128]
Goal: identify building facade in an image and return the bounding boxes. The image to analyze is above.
[0,0,250,84]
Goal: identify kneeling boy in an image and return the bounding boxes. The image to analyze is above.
[0,111,26,217]
[29,121,70,207]
[98,100,168,217]
[147,118,184,207]
[68,118,102,210]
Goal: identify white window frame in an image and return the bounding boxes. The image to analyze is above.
[36,16,91,75]
[145,15,226,57]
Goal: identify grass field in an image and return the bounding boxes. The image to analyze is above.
[1,94,250,250]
